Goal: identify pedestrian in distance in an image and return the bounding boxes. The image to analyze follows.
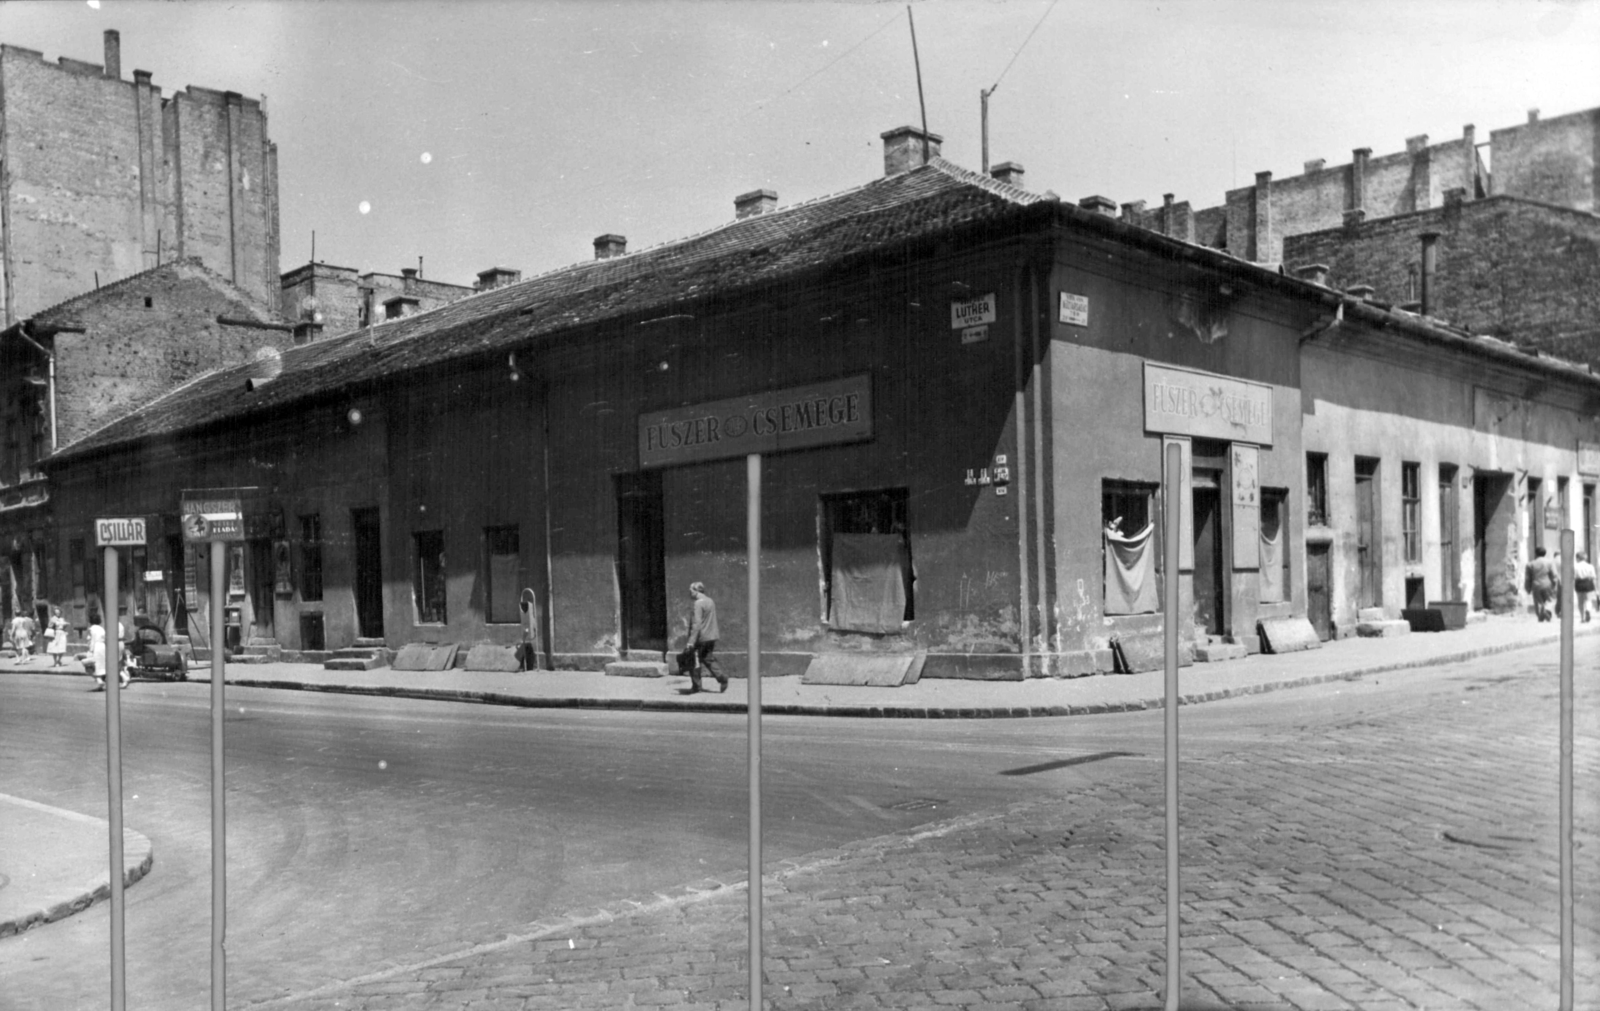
[10,611,33,662]
[85,612,130,691]
[686,581,727,694]
[1525,547,1560,622]
[46,606,69,666]
[1575,551,1597,623]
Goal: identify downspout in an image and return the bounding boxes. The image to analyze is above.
[1012,266,1032,674]
[1029,265,1051,658]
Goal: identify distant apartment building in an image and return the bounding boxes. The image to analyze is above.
[0,30,281,321]
[280,262,521,337]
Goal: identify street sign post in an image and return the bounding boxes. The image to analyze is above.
[93,518,143,1011]
[181,491,247,1011]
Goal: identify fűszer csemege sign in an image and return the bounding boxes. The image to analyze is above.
[94,517,147,547]
[1143,362,1273,446]
[181,498,245,542]
[639,374,873,468]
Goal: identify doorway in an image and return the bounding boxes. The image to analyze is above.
[352,507,384,639]
[1354,457,1381,608]
[1192,472,1225,636]
[247,538,276,640]
[615,471,666,653]
[1473,472,1514,611]
[1438,464,1460,601]
[1306,542,1332,640]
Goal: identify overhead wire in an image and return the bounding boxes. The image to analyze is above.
[988,0,1060,95]
[748,8,907,114]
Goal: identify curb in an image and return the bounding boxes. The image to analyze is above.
[0,799,155,939]
[214,625,1594,719]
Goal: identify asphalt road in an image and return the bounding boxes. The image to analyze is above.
[0,651,1587,1010]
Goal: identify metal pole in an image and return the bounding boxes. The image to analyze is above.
[1559,528,1574,1011]
[907,6,930,165]
[1163,442,1182,1011]
[211,540,227,1011]
[103,547,126,1011]
[981,88,991,174]
[747,452,763,1010]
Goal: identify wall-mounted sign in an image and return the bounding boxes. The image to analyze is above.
[1580,441,1600,476]
[639,374,872,468]
[960,325,989,344]
[181,498,245,542]
[1231,444,1260,569]
[1059,291,1089,327]
[950,293,996,329]
[1544,499,1564,530]
[1143,362,1273,446]
[94,517,147,548]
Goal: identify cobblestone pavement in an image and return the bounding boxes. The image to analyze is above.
[255,649,1598,1011]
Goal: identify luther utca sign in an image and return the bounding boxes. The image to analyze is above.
[639,374,873,468]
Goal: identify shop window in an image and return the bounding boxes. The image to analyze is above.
[485,525,520,624]
[1306,453,1329,526]
[413,530,446,624]
[1402,462,1421,563]
[820,488,912,631]
[1102,480,1159,615]
[1260,488,1289,603]
[299,514,323,602]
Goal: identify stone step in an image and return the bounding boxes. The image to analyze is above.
[1356,619,1412,637]
[324,655,388,671]
[1193,642,1248,663]
[1357,607,1388,623]
[353,638,388,649]
[605,660,668,678]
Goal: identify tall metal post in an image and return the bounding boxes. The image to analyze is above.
[1559,529,1574,1011]
[103,546,126,1011]
[1163,443,1182,1011]
[747,452,763,1010]
[211,540,228,1010]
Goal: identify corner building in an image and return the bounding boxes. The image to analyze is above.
[39,128,1600,680]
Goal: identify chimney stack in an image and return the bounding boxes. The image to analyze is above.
[476,266,522,291]
[1351,147,1371,215]
[734,189,777,219]
[400,267,418,293]
[1252,171,1274,262]
[103,30,121,79]
[1304,158,1326,174]
[1528,108,1540,123]
[880,125,943,176]
[1419,232,1440,316]
[594,234,627,260]
[1078,195,1118,218]
[1120,200,1147,223]
[1295,263,1331,286]
[1346,284,1376,301]
[989,161,1025,187]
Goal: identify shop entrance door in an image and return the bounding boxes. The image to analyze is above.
[1355,457,1381,608]
[1192,474,1225,636]
[616,471,667,654]
[1306,542,1332,640]
[352,508,384,639]
[247,538,276,640]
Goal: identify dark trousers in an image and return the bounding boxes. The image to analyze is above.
[692,640,725,690]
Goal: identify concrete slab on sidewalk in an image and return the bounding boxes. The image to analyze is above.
[0,793,153,938]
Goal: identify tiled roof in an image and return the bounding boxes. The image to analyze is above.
[32,258,281,325]
[53,160,1052,460]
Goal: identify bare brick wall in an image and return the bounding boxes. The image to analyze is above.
[280,263,365,336]
[0,42,279,321]
[39,261,292,448]
[1491,108,1599,213]
[1284,196,1600,365]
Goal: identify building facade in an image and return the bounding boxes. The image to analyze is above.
[34,128,1600,681]
[279,262,508,338]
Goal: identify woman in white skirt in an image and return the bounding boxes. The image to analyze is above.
[46,606,69,666]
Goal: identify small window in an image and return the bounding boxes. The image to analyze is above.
[413,530,446,624]
[1402,462,1421,563]
[1102,479,1160,615]
[820,488,912,630]
[299,514,323,602]
[1260,489,1290,603]
[1306,452,1329,526]
[485,525,520,624]
[143,296,153,308]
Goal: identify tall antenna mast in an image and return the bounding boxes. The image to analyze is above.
[981,87,994,173]
[907,6,930,164]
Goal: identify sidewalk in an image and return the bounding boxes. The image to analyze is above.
[4,610,1592,718]
[0,793,153,939]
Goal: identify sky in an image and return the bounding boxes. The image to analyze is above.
[0,0,1596,289]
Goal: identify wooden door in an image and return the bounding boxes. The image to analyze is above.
[1355,458,1380,608]
[1306,542,1332,640]
[1192,480,1224,635]
[247,538,275,640]
[616,472,667,653]
[352,507,384,639]
[1439,465,1460,601]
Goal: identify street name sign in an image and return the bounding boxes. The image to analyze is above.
[181,498,245,542]
[94,517,147,547]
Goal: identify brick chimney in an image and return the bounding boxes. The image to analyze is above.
[1296,264,1331,286]
[103,30,121,80]
[1351,147,1371,214]
[881,125,942,176]
[400,267,418,294]
[476,266,522,291]
[734,189,777,219]
[1252,171,1273,262]
[1078,195,1118,217]
[594,234,627,260]
[1120,200,1147,223]
[989,161,1025,187]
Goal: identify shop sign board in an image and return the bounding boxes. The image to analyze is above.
[94,517,147,548]
[1579,441,1600,476]
[181,498,244,542]
[639,374,872,468]
[1143,362,1273,446]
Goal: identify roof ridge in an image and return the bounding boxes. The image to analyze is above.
[33,258,280,322]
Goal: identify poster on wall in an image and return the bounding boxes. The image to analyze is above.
[228,545,246,598]
[1232,444,1260,569]
[274,540,294,596]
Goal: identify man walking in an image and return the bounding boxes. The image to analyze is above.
[1574,552,1597,623]
[687,581,727,693]
[1526,547,1560,622]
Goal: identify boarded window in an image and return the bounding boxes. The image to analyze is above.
[1260,488,1289,603]
[485,526,520,625]
[820,488,912,630]
[299,514,323,601]
[413,530,446,624]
